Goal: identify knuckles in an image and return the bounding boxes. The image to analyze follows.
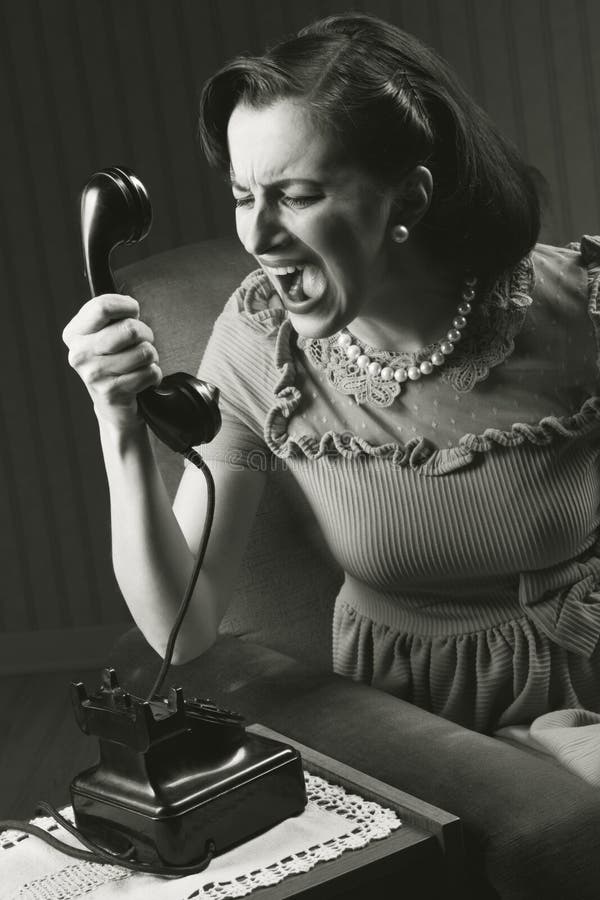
[63,294,140,342]
[67,342,86,369]
[116,316,154,348]
[119,317,141,343]
[99,293,140,318]
[96,364,162,400]
[85,361,107,385]
[137,341,158,364]
[63,293,159,405]
[148,363,163,385]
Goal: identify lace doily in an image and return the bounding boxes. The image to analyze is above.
[0,773,401,900]
[298,254,534,408]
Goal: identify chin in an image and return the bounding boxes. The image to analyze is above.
[288,311,344,341]
[287,289,351,340]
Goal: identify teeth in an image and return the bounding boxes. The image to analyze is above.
[264,264,304,276]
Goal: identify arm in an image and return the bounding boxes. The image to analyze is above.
[63,293,266,663]
[101,421,266,663]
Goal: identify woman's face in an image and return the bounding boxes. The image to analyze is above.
[227,99,399,338]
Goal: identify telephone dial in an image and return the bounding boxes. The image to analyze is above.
[0,167,306,877]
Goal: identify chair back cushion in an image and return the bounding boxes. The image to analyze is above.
[118,239,342,669]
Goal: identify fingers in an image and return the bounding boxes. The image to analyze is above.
[92,363,163,404]
[64,294,155,367]
[67,318,155,365]
[85,341,160,383]
[100,316,154,354]
[63,294,163,426]
[62,294,140,344]
[67,328,161,388]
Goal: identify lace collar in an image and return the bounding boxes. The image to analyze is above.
[240,240,600,476]
[297,255,535,407]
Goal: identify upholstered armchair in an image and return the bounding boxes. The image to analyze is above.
[109,237,600,899]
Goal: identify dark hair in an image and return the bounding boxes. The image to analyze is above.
[198,12,540,280]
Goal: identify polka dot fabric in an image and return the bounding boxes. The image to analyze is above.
[196,237,600,732]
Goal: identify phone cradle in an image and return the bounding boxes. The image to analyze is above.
[70,669,307,869]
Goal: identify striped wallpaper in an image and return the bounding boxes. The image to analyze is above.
[1,0,599,670]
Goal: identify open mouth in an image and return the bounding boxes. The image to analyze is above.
[263,264,307,303]
[262,264,329,309]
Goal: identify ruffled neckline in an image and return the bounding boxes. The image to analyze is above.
[236,242,600,476]
[298,255,534,406]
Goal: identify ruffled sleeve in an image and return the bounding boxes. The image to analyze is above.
[193,270,285,470]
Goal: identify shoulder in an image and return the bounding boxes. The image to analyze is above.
[199,268,290,390]
[219,268,287,334]
[202,269,288,370]
[525,237,600,388]
[532,235,600,289]
[529,237,598,327]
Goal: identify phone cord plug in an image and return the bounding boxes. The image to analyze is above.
[145,448,215,701]
[0,801,216,877]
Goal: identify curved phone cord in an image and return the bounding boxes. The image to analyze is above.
[146,448,215,701]
[0,452,219,878]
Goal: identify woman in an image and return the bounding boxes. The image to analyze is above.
[62,13,600,737]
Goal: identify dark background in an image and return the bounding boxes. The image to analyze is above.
[1,0,599,673]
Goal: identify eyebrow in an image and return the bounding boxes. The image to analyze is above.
[229,176,324,192]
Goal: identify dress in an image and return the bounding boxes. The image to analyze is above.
[196,235,600,734]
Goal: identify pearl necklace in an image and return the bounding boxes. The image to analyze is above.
[336,275,477,392]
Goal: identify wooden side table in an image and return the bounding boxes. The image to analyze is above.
[248,725,463,899]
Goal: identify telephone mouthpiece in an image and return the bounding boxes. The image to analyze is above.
[138,374,222,452]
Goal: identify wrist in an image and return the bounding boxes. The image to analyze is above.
[96,409,149,455]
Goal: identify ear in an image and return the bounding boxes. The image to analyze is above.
[392,165,433,229]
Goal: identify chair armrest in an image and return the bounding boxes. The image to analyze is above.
[109,628,600,900]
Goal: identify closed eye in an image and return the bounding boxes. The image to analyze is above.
[233,194,321,210]
[282,195,321,209]
[233,195,254,208]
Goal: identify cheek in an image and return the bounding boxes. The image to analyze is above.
[234,210,245,241]
[312,216,369,272]
[315,194,387,265]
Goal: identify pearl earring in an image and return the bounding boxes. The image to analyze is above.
[391,224,409,243]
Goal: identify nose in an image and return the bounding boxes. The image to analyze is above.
[239,201,288,257]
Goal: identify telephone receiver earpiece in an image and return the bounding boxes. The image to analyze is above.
[80,166,152,296]
[80,166,221,453]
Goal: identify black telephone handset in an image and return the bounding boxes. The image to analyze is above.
[80,165,221,453]
[69,168,307,875]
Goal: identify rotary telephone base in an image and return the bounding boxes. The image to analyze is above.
[70,668,307,869]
